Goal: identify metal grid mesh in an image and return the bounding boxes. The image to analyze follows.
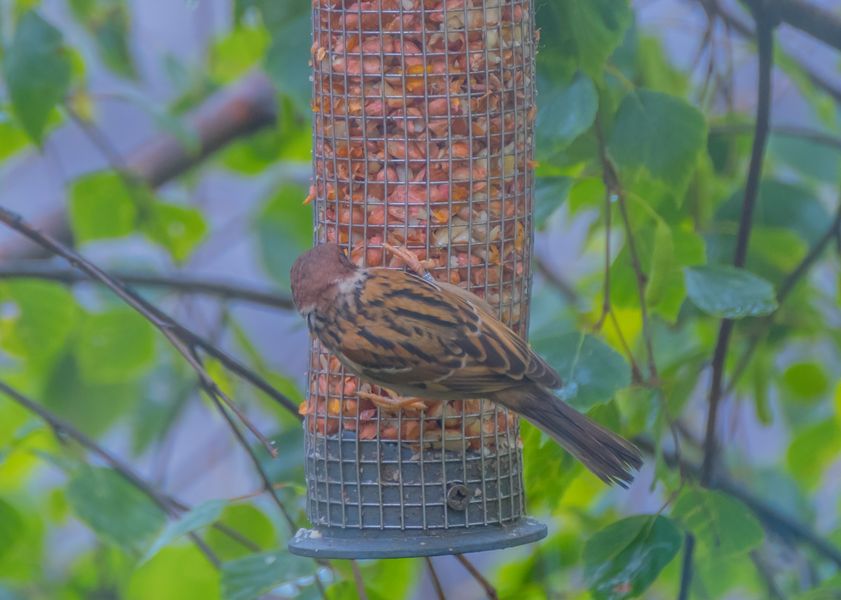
[304,0,536,532]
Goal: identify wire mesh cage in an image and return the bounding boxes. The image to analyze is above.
[289,0,544,558]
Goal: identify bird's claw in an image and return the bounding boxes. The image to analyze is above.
[357,390,428,412]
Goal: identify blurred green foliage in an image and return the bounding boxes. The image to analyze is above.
[0,0,840,598]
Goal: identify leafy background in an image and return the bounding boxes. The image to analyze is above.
[0,0,840,598]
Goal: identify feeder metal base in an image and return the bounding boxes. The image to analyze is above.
[287,517,547,559]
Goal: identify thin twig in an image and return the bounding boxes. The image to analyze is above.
[725,200,841,393]
[678,534,695,600]
[533,256,579,304]
[616,195,659,383]
[425,557,447,600]
[745,0,841,52]
[594,161,613,332]
[607,310,646,384]
[0,379,221,569]
[351,560,369,600]
[594,118,658,382]
[710,124,841,153]
[696,0,841,103]
[635,437,841,570]
[700,8,775,485]
[455,554,498,600]
[0,205,300,423]
[750,550,786,600]
[0,262,294,309]
[205,390,296,533]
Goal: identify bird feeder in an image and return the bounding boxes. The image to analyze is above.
[289,0,545,558]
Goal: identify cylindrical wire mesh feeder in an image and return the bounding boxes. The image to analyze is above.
[289,0,545,558]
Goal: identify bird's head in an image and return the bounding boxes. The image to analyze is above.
[290,243,359,315]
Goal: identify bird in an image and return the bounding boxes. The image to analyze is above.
[290,242,643,486]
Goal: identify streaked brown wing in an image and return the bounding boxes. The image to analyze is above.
[334,269,561,394]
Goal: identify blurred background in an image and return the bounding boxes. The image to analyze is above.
[0,0,840,598]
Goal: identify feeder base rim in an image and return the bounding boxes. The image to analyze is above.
[287,517,547,559]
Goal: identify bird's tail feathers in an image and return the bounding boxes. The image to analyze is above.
[494,384,643,487]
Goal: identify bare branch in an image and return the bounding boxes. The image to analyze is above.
[701,8,775,485]
[678,534,695,600]
[748,0,841,52]
[351,561,370,600]
[425,558,447,600]
[710,123,841,153]
[0,379,221,569]
[636,437,841,570]
[0,262,295,309]
[455,554,498,600]
[1,71,282,260]
[726,199,841,393]
[0,205,300,431]
[697,0,841,103]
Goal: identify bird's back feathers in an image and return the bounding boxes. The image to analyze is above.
[320,268,562,397]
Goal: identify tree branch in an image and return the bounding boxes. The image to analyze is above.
[710,123,841,153]
[455,554,499,600]
[701,7,775,485]
[0,262,294,310]
[0,205,300,423]
[678,533,695,600]
[594,118,658,382]
[747,0,841,52]
[725,199,841,393]
[635,437,841,570]
[697,0,841,104]
[1,71,281,260]
[0,379,221,569]
[425,558,447,600]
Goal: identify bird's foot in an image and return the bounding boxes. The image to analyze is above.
[357,390,428,412]
[383,243,436,283]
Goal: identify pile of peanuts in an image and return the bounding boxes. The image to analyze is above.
[303,0,535,450]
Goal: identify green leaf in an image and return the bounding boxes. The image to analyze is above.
[211,25,269,83]
[568,177,606,213]
[715,180,831,247]
[264,15,311,110]
[646,224,705,323]
[256,185,312,289]
[794,575,841,600]
[782,362,829,402]
[672,489,764,558]
[43,353,140,435]
[206,505,276,561]
[787,419,841,489]
[0,281,77,365]
[128,546,220,600]
[221,551,317,600]
[68,171,139,242]
[536,73,598,157]
[535,177,573,230]
[0,109,30,160]
[532,331,631,411]
[2,11,72,143]
[0,499,44,581]
[144,499,227,563]
[67,466,166,553]
[76,308,156,384]
[770,133,840,183]
[539,0,632,79]
[608,90,707,194]
[0,500,24,564]
[142,202,208,262]
[583,515,682,599]
[68,0,136,78]
[684,265,777,319]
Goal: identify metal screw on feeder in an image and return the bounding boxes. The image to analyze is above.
[289,0,545,559]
